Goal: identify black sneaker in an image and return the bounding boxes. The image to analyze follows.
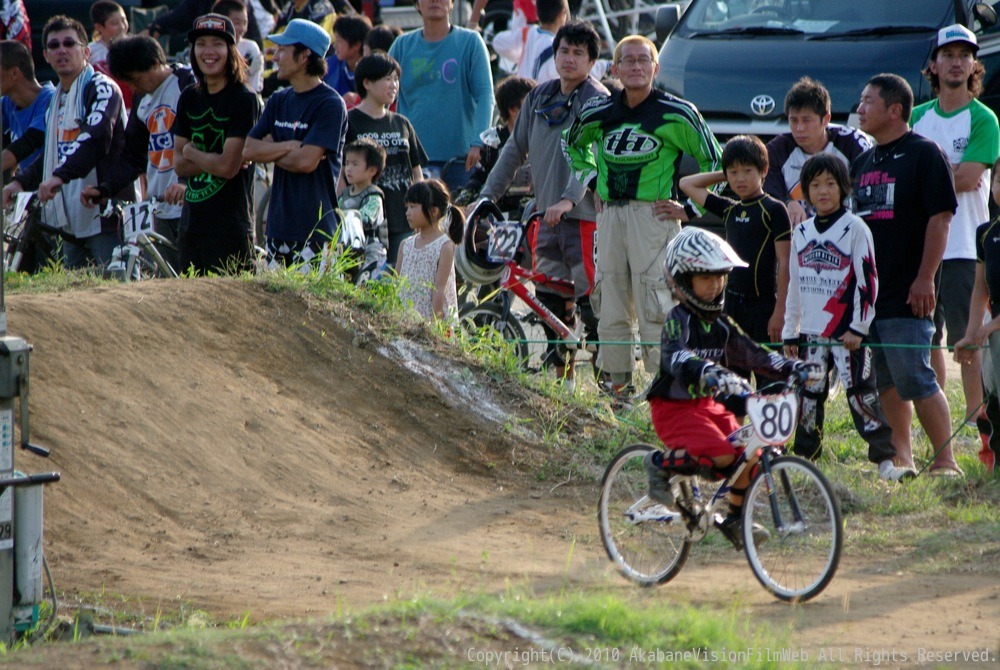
[643,450,673,506]
[714,511,770,550]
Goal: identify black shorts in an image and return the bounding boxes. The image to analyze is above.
[179,233,252,275]
[933,259,976,346]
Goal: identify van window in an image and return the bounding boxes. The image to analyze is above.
[678,0,953,35]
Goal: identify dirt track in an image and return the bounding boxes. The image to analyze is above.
[7,279,999,666]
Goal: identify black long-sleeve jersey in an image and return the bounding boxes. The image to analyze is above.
[646,303,798,401]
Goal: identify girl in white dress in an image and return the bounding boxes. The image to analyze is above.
[395,179,464,321]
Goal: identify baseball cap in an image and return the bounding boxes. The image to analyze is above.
[267,19,331,58]
[188,13,236,45]
[934,24,978,55]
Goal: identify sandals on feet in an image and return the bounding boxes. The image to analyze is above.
[928,464,965,478]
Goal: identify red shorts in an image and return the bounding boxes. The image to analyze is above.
[650,396,741,459]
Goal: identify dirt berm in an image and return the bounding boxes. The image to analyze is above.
[9,278,593,619]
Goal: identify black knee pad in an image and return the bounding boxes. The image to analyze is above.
[537,290,572,366]
[577,295,598,338]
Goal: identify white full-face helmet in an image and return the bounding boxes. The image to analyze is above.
[664,226,748,320]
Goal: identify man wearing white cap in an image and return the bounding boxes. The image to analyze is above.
[244,18,348,269]
[912,23,1000,451]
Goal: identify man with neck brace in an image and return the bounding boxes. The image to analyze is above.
[1,15,134,269]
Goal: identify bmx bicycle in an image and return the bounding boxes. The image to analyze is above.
[458,199,585,371]
[597,373,843,602]
[1,191,62,274]
[102,197,179,280]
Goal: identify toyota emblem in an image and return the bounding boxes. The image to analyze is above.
[751,94,776,116]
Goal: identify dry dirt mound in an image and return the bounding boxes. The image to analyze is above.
[10,279,593,619]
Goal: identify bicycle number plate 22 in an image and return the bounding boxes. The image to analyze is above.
[487,220,522,263]
[123,202,155,240]
[746,389,798,445]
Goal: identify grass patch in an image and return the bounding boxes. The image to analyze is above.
[0,591,807,668]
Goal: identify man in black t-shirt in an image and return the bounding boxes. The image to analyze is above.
[173,14,261,274]
[851,73,960,477]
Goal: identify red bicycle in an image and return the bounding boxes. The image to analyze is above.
[457,200,584,370]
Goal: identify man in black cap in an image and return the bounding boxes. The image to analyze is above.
[172,13,262,274]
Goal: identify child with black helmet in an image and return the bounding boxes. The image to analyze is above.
[644,226,822,549]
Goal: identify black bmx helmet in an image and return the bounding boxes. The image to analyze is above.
[457,198,507,286]
[664,226,748,320]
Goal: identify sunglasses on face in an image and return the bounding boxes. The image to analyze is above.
[534,91,578,126]
[46,38,83,51]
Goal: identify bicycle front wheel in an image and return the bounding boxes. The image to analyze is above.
[743,456,842,602]
[459,301,529,365]
[598,444,690,586]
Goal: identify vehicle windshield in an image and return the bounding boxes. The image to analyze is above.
[677,0,954,37]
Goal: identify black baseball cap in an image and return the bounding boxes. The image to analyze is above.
[188,13,236,45]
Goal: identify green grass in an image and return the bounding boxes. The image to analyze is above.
[1,591,808,668]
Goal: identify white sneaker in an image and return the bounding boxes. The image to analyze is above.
[879,460,916,483]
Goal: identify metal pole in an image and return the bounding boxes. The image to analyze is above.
[0,91,11,646]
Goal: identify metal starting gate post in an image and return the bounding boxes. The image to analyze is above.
[0,111,60,646]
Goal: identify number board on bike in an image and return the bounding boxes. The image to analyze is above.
[123,202,156,240]
[746,390,798,445]
[486,220,522,263]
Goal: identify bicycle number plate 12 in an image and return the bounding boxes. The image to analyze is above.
[123,202,156,240]
[746,389,798,445]
[486,220,522,263]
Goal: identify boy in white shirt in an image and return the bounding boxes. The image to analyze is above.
[88,0,128,65]
[213,0,264,93]
[89,1,133,110]
[783,154,910,482]
[493,0,607,82]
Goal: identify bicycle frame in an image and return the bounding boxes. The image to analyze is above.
[497,263,579,344]
[481,212,582,347]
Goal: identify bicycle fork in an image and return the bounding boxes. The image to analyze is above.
[756,450,806,537]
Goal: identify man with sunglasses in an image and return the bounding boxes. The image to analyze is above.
[477,20,609,387]
[1,15,133,269]
[564,34,721,409]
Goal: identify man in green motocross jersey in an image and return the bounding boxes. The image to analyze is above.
[563,35,721,403]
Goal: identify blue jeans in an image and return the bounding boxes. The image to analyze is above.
[61,231,119,270]
[870,317,940,401]
[424,160,473,194]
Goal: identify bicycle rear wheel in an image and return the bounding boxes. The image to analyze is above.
[459,301,529,364]
[743,456,842,602]
[598,444,691,586]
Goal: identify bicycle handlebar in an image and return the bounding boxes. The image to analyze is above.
[100,196,169,219]
[750,372,807,398]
